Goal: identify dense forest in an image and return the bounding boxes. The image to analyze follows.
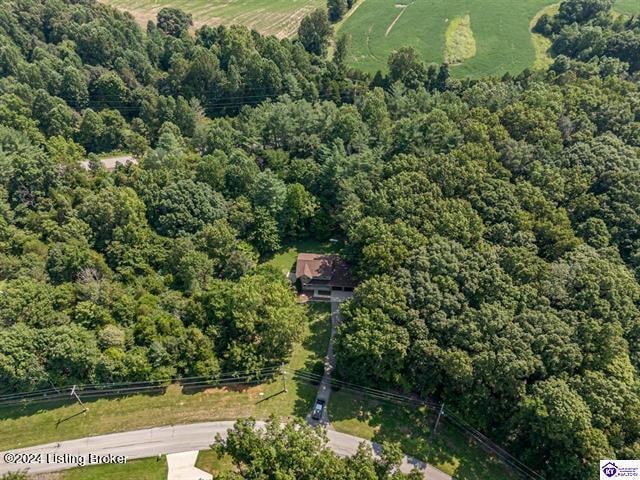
[0,0,638,479]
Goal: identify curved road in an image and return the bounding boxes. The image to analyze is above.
[0,421,451,480]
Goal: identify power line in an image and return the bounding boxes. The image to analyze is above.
[0,365,281,404]
[64,91,364,113]
[291,370,543,480]
[1,366,542,479]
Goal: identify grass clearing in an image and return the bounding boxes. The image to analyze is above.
[530,3,560,70]
[195,450,234,476]
[338,0,558,77]
[338,0,637,77]
[263,238,341,276]
[329,390,512,480]
[615,0,640,15]
[444,14,477,65]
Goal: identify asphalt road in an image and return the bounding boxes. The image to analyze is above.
[0,421,451,480]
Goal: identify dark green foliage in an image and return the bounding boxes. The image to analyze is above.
[298,9,333,56]
[157,8,193,38]
[149,179,226,237]
[537,0,640,73]
[328,0,348,22]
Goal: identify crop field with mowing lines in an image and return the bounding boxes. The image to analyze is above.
[99,0,323,39]
[340,0,556,77]
[338,0,639,77]
[101,0,639,76]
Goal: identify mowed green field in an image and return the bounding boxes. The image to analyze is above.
[339,0,640,77]
[99,0,323,38]
[340,0,556,77]
[616,0,640,14]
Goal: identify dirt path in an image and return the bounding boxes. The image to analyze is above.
[385,2,413,37]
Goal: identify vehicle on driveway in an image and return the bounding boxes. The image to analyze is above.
[311,398,326,420]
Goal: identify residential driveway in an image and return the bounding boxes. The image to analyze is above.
[166,451,211,480]
[0,421,451,480]
[80,155,137,171]
[308,294,350,426]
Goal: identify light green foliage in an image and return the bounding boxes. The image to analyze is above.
[193,268,305,370]
[215,417,418,479]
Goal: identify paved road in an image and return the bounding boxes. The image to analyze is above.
[0,421,451,480]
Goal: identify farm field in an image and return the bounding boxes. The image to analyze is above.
[339,0,639,76]
[339,0,556,77]
[99,0,323,38]
[100,0,640,77]
[615,0,640,14]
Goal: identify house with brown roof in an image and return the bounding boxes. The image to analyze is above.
[295,253,356,300]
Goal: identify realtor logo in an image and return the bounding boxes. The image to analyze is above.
[600,460,640,479]
[602,462,618,478]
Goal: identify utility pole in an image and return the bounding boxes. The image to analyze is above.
[428,402,445,447]
[70,385,88,413]
[433,402,445,434]
[281,363,288,393]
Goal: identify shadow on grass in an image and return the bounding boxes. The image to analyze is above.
[0,388,168,424]
[255,389,286,404]
[56,408,87,427]
[182,382,258,396]
[292,382,320,420]
[301,302,332,375]
[327,389,512,480]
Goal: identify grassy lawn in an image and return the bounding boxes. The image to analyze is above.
[444,14,477,65]
[41,456,168,480]
[329,390,513,480]
[615,0,640,14]
[98,0,323,38]
[263,238,342,276]
[0,303,331,451]
[530,3,560,70]
[195,450,234,476]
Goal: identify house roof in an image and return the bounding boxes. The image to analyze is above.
[295,253,356,287]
